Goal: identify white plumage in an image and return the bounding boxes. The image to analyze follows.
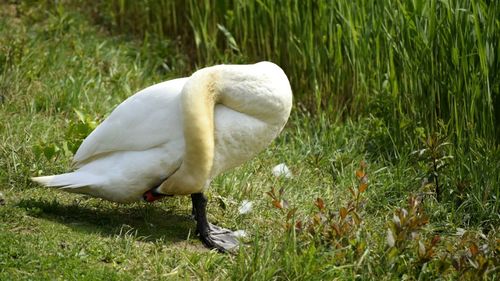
[33,62,292,203]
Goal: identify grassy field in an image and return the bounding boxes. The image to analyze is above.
[0,1,499,280]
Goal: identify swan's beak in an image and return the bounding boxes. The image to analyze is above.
[143,188,168,202]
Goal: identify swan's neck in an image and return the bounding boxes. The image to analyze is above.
[181,69,220,185]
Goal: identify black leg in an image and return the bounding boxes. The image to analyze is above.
[190,198,197,220]
[191,193,209,235]
[191,193,240,252]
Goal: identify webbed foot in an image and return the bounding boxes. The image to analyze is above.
[191,193,242,253]
[199,223,240,252]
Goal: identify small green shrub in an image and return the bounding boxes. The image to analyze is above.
[33,109,99,161]
[411,129,453,202]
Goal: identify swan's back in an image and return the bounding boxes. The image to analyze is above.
[73,78,189,167]
[33,62,292,203]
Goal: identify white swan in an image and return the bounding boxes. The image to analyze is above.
[32,61,293,251]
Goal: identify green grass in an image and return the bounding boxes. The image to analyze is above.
[0,2,499,280]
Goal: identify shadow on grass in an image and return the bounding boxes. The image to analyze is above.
[16,198,195,244]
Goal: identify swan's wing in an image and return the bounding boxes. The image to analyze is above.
[210,105,284,177]
[73,78,188,167]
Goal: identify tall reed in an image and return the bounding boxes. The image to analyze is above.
[97,0,499,144]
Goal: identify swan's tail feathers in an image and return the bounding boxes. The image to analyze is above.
[31,172,102,189]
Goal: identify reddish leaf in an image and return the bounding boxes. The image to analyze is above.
[266,187,277,200]
[469,243,479,256]
[272,200,282,209]
[359,182,368,193]
[426,248,434,259]
[315,198,325,210]
[356,169,365,179]
[295,220,303,230]
[431,235,441,246]
[340,207,348,219]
